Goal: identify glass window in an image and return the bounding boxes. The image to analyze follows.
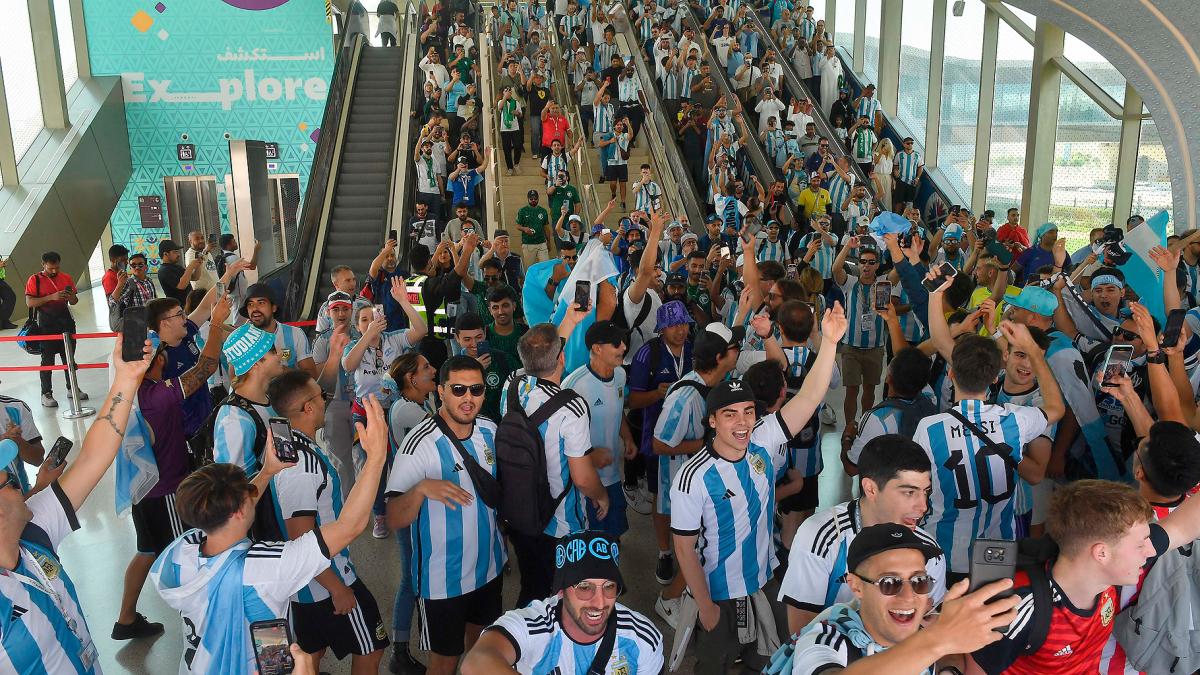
[1050,78,1121,251]
[0,2,44,161]
[1134,117,1172,226]
[54,0,78,94]
[834,0,855,54]
[863,0,881,82]
[937,0,986,202]
[1003,3,1036,31]
[985,20,1033,211]
[897,0,933,144]
[1063,32,1124,106]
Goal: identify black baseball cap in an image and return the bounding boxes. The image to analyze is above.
[158,239,182,255]
[664,270,688,287]
[846,523,943,573]
[704,379,757,414]
[527,189,539,199]
[584,321,628,350]
[552,530,625,593]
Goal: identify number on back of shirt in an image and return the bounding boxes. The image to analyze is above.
[942,447,1018,510]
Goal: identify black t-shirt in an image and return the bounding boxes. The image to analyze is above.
[524,85,551,117]
[157,262,189,305]
[600,66,623,89]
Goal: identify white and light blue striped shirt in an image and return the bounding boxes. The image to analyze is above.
[838,275,886,349]
[386,416,507,599]
[670,413,790,601]
[896,149,923,184]
[563,364,627,487]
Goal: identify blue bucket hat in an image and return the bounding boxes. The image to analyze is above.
[1007,286,1058,317]
[655,300,694,332]
[943,224,964,241]
[223,323,276,376]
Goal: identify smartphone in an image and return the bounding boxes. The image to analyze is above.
[249,619,295,675]
[477,339,491,356]
[215,281,226,298]
[719,245,731,258]
[373,304,385,321]
[207,233,218,245]
[873,281,892,311]
[268,418,299,463]
[786,263,798,280]
[985,241,1014,266]
[950,205,961,216]
[969,538,1018,605]
[121,307,149,362]
[921,261,958,293]
[46,436,73,469]
[574,280,592,312]
[1161,308,1186,349]
[1101,344,1135,386]
[389,229,399,243]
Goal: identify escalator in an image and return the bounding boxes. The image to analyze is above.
[316,46,405,303]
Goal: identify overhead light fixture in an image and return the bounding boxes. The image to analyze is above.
[953,0,966,16]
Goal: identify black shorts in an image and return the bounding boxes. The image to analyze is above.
[291,578,389,659]
[605,164,628,181]
[778,473,819,514]
[419,576,504,656]
[131,493,188,555]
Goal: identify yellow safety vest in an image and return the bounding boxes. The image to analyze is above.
[405,274,452,338]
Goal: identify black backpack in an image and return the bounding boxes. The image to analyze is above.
[783,349,822,449]
[494,384,578,537]
[1013,537,1058,657]
[187,393,268,470]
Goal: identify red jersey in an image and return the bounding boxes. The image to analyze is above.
[972,524,1170,675]
[996,223,1031,248]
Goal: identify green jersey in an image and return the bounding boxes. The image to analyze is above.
[516,205,550,245]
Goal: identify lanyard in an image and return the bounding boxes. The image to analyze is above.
[10,548,84,641]
[666,346,685,380]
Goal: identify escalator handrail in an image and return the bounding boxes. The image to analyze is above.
[279,31,366,320]
[740,10,878,203]
[675,6,780,194]
[608,8,707,230]
[386,5,424,251]
[396,3,438,273]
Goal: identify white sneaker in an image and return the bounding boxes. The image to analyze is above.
[820,406,837,426]
[41,394,58,408]
[372,515,389,539]
[625,484,652,515]
[655,594,681,630]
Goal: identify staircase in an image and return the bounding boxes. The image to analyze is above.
[317,46,404,301]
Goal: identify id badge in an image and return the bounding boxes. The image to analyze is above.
[79,639,98,670]
[860,312,874,332]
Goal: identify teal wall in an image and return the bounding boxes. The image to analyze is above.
[84,0,332,264]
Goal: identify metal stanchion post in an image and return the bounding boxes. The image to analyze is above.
[60,332,96,420]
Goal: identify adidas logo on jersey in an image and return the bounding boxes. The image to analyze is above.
[721,489,736,500]
[595,397,604,407]
[452,462,465,472]
[10,605,26,621]
[1053,645,1073,657]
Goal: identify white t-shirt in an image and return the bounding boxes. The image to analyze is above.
[562,364,627,487]
[622,286,662,366]
[755,97,787,134]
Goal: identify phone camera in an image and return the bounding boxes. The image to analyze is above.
[984,547,1005,563]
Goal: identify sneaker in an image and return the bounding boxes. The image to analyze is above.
[655,552,675,585]
[819,406,836,426]
[387,642,426,674]
[628,488,652,516]
[655,594,681,630]
[41,394,57,408]
[505,168,513,176]
[71,389,89,402]
[372,515,389,539]
[111,613,164,640]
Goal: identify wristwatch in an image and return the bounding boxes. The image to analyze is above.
[1146,350,1167,364]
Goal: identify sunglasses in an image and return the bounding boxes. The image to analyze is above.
[448,383,486,397]
[1113,327,1140,341]
[562,254,578,262]
[859,259,879,266]
[571,580,619,600]
[855,573,935,596]
[483,275,502,283]
[130,263,148,268]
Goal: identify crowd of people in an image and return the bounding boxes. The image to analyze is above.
[5,1,1200,675]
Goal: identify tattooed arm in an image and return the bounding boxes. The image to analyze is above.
[60,337,153,511]
[179,294,232,397]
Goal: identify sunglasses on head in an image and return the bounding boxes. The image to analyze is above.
[854,573,935,596]
[448,383,486,397]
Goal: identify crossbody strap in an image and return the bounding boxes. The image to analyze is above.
[431,413,489,488]
[585,611,620,675]
[945,407,1004,453]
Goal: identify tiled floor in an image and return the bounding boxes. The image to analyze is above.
[0,285,861,673]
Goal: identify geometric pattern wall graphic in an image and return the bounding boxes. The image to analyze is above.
[84,0,332,264]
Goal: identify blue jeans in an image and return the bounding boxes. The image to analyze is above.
[393,527,417,642]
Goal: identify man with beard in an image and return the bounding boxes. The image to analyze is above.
[156,239,205,305]
[484,285,526,366]
[311,292,355,495]
[781,435,947,634]
[461,530,664,674]
[240,283,317,378]
[184,231,221,291]
[478,230,524,291]
[369,238,409,331]
[386,356,506,675]
[832,237,888,426]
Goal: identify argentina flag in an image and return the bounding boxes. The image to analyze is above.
[114,404,159,516]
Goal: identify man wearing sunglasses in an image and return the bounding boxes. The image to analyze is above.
[832,236,888,427]
[269,370,389,674]
[112,293,232,643]
[781,435,946,635]
[462,530,664,674]
[0,337,152,674]
[788,523,1019,674]
[385,355,506,675]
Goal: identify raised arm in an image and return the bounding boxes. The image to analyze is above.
[777,303,846,432]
